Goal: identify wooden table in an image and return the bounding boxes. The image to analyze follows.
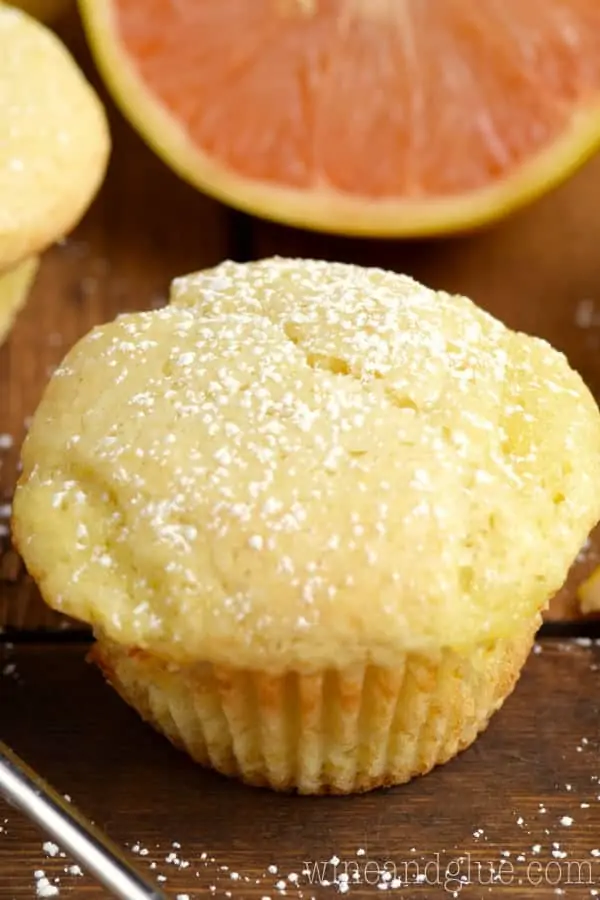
[1,10,600,899]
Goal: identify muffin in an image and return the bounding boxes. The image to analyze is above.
[0,257,39,347]
[12,258,600,794]
[0,5,109,271]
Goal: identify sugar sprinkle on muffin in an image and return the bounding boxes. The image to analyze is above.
[12,258,600,792]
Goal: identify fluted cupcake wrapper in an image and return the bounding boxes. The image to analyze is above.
[90,623,537,794]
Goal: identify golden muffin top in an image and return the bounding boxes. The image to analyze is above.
[13,258,600,670]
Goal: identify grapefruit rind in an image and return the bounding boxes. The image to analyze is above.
[80,0,600,237]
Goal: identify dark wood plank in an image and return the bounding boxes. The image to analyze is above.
[1,639,599,898]
[252,154,600,621]
[0,12,231,631]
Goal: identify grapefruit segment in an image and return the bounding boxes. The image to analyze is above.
[80,0,600,235]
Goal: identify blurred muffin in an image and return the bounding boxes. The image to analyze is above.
[578,565,600,614]
[0,5,109,271]
[12,258,600,793]
[0,257,38,347]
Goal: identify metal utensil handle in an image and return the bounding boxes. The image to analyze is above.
[0,740,167,900]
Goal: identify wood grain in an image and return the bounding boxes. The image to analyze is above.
[1,639,599,898]
[1,10,600,629]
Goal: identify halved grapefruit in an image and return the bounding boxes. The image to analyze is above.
[80,0,600,236]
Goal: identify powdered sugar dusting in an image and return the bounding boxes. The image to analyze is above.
[16,258,600,667]
[34,870,59,898]
[4,773,600,900]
